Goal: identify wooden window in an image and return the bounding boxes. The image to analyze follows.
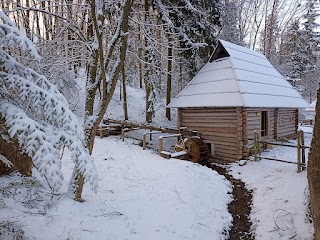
[261,111,268,137]
[279,116,285,126]
[290,115,295,123]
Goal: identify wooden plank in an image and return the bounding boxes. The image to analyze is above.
[213,156,239,163]
[214,143,242,153]
[182,127,238,135]
[181,108,237,113]
[181,111,238,116]
[247,125,260,130]
[158,138,163,154]
[213,149,240,156]
[301,131,306,171]
[160,151,171,159]
[277,129,296,136]
[104,118,180,134]
[181,123,237,129]
[182,109,236,115]
[278,129,295,135]
[258,156,303,165]
[246,116,260,120]
[181,113,238,119]
[213,152,243,160]
[181,118,237,124]
[254,131,259,161]
[202,140,240,148]
[143,134,147,150]
[181,111,236,117]
[201,134,239,142]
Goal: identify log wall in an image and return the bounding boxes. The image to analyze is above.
[277,108,297,139]
[243,108,275,153]
[242,108,298,156]
[178,107,298,162]
[179,108,242,162]
[246,109,275,138]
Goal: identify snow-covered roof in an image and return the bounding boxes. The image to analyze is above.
[168,40,309,108]
[305,99,316,112]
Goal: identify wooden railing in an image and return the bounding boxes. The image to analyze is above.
[252,130,309,172]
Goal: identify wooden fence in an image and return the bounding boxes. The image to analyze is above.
[253,130,309,172]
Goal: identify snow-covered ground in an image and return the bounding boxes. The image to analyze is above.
[0,137,232,240]
[1,128,314,240]
[1,76,315,239]
[229,125,314,240]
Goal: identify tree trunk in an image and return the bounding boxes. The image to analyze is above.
[24,0,31,40]
[0,119,33,177]
[166,39,172,121]
[138,24,143,89]
[144,0,152,123]
[73,0,133,201]
[41,1,50,40]
[73,171,85,202]
[122,60,128,120]
[308,85,320,240]
[145,81,152,123]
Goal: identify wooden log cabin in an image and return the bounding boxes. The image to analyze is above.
[168,40,309,162]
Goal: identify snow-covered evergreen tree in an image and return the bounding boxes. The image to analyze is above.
[0,11,97,197]
[155,0,221,77]
[278,1,320,100]
[301,0,320,72]
[219,0,243,45]
[144,20,161,122]
[279,20,302,81]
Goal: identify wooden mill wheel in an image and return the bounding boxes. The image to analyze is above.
[175,139,186,152]
[175,137,209,163]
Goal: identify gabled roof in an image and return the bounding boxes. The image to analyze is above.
[168,39,309,108]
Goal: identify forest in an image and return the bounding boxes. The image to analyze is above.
[1,0,320,239]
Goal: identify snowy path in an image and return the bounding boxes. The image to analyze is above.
[229,126,314,239]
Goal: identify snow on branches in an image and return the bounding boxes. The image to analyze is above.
[0,11,98,194]
[0,11,39,60]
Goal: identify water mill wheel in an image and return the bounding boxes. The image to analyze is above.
[175,137,209,164]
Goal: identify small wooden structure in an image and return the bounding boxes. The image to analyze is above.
[168,40,309,162]
[175,137,209,163]
[97,123,123,138]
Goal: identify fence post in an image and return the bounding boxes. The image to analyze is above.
[121,127,125,142]
[257,132,261,155]
[143,133,147,150]
[301,130,306,171]
[297,130,301,173]
[254,131,257,161]
[150,129,152,140]
[158,137,163,155]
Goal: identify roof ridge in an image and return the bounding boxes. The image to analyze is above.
[219,39,265,59]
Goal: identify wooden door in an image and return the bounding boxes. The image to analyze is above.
[261,111,268,137]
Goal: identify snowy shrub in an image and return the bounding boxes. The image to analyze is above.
[0,11,97,193]
[0,221,26,240]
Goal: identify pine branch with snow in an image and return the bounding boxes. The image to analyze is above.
[0,153,12,168]
[0,11,98,196]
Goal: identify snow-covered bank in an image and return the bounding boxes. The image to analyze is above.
[229,125,314,239]
[1,137,232,240]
